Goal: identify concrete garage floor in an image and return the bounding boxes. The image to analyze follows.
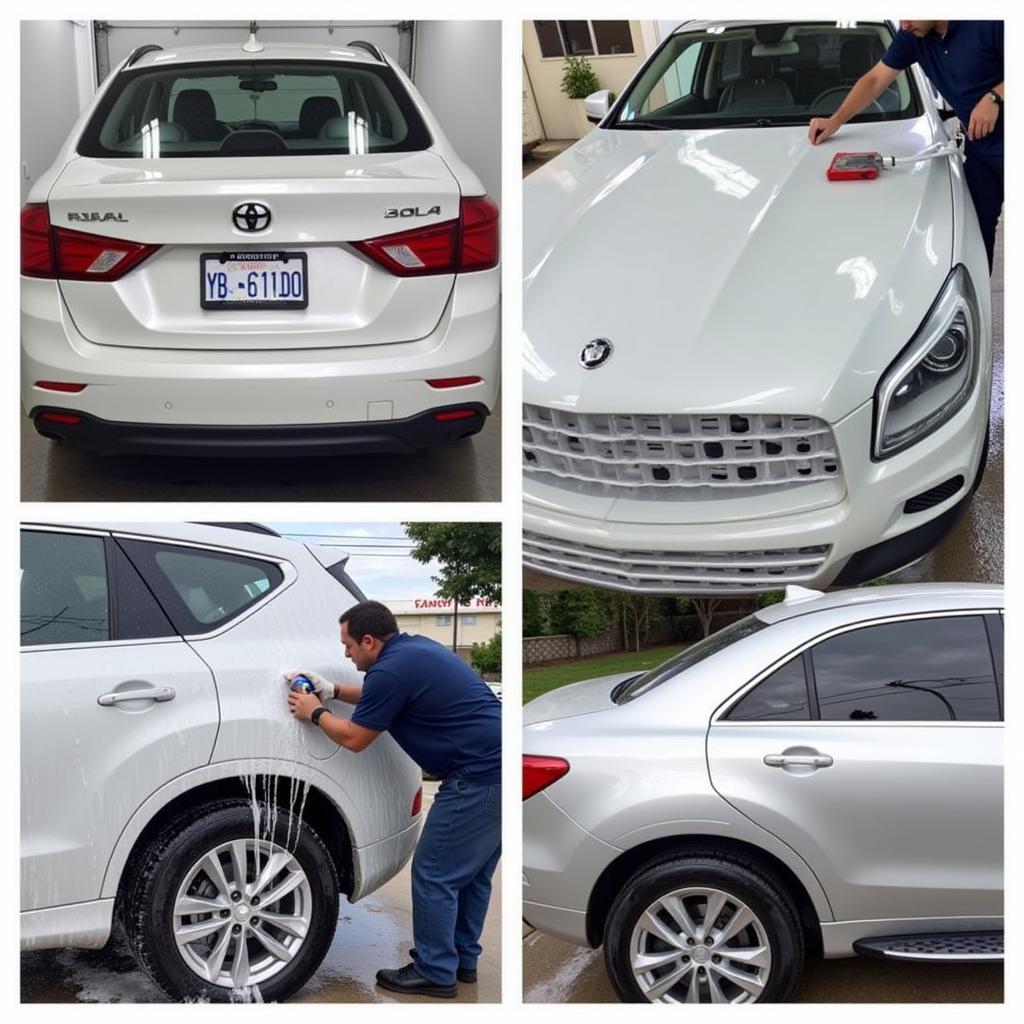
[21,396,501,502]
[20,783,501,1004]
[522,925,1002,1003]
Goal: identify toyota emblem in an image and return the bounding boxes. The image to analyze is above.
[580,338,613,369]
[232,202,271,232]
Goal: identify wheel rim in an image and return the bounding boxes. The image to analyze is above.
[628,886,771,1003]
[173,838,312,990]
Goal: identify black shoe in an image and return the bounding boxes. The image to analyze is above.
[376,963,457,999]
[409,948,477,984]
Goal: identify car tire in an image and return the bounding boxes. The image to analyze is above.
[603,851,804,1003]
[123,799,339,1002]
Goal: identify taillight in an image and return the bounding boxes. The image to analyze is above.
[20,204,159,281]
[523,755,570,800]
[411,787,423,816]
[434,409,479,422]
[458,195,499,272]
[353,194,499,277]
[35,381,87,393]
[53,227,160,282]
[21,204,54,277]
[427,376,482,389]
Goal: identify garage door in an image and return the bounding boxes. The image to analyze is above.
[95,20,409,81]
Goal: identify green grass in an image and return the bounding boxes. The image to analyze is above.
[523,643,688,704]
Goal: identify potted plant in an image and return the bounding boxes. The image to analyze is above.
[560,55,601,138]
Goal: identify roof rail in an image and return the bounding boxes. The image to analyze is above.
[347,39,386,62]
[193,522,282,538]
[125,43,163,68]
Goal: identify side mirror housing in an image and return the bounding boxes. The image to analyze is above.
[584,89,614,124]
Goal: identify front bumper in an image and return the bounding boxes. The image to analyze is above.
[21,270,499,450]
[523,390,988,593]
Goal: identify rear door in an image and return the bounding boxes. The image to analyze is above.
[707,612,1003,923]
[20,527,219,911]
[49,58,461,351]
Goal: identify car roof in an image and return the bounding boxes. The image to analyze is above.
[670,19,892,35]
[21,521,348,562]
[754,583,1003,627]
[128,41,384,70]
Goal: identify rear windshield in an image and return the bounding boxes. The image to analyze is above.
[610,22,921,130]
[615,614,768,704]
[78,59,431,158]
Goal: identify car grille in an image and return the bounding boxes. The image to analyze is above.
[523,532,832,593]
[522,405,841,500]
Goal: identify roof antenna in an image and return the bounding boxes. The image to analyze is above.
[242,21,264,53]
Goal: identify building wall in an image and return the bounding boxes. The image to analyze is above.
[396,611,501,648]
[522,19,649,140]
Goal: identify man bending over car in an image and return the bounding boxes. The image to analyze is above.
[286,600,501,999]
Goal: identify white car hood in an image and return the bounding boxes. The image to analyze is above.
[523,672,634,727]
[524,117,955,422]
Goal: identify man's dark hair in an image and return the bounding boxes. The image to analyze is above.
[339,600,399,642]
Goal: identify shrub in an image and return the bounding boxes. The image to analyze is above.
[561,55,600,99]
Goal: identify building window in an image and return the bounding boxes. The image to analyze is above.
[534,20,634,59]
[435,615,453,626]
[463,614,477,626]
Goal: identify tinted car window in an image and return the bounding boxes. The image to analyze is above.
[726,655,810,721]
[79,60,431,158]
[616,614,768,704]
[117,539,283,634]
[21,531,109,646]
[112,544,176,641]
[811,616,1000,722]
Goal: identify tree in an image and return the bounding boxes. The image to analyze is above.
[691,597,723,638]
[606,592,663,651]
[403,523,501,603]
[523,590,546,637]
[470,632,501,676]
[549,589,607,639]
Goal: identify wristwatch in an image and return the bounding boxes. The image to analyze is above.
[988,90,1003,107]
[311,706,331,727]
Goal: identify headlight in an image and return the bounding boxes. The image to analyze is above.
[873,264,980,460]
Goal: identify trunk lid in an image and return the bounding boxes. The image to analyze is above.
[47,152,461,350]
[523,672,634,726]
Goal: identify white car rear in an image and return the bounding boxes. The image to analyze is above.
[21,522,422,1001]
[22,40,499,456]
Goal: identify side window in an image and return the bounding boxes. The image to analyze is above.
[112,544,176,641]
[117,539,283,634]
[21,531,109,646]
[726,655,810,721]
[811,616,1000,722]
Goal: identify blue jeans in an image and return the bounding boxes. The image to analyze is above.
[410,777,501,985]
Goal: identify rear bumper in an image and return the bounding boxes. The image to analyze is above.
[21,270,499,443]
[30,403,488,457]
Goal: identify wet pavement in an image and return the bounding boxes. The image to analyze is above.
[20,396,501,502]
[522,927,1002,1003]
[21,783,501,1004]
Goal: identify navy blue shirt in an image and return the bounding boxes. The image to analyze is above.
[351,633,502,784]
[882,21,1003,157]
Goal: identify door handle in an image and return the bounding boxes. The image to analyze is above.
[98,687,176,706]
[763,753,833,768]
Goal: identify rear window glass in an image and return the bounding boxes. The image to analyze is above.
[78,60,431,158]
[615,614,768,704]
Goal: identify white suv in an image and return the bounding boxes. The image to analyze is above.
[523,20,991,593]
[21,39,499,456]
[21,522,422,1001]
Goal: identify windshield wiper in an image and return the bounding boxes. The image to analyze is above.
[611,119,676,131]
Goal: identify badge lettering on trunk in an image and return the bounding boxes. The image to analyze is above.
[67,212,128,223]
[384,206,442,218]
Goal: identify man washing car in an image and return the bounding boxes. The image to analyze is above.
[809,21,1003,271]
[286,600,501,999]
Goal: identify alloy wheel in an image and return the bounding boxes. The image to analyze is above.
[172,838,312,989]
[628,886,771,1003]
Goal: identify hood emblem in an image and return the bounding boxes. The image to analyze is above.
[232,202,271,232]
[580,338,613,369]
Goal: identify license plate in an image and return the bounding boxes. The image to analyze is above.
[200,251,308,310]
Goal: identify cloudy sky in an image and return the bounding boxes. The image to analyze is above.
[265,522,441,600]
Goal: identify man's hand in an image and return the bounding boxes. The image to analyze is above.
[967,94,1000,141]
[808,117,838,145]
[284,670,334,701]
[288,690,322,722]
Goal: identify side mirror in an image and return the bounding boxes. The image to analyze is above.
[939,106,959,121]
[584,89,614,124]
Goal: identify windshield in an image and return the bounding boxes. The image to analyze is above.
[610,22,920,130]
[615,613,768,704]
[78,60,431,158]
